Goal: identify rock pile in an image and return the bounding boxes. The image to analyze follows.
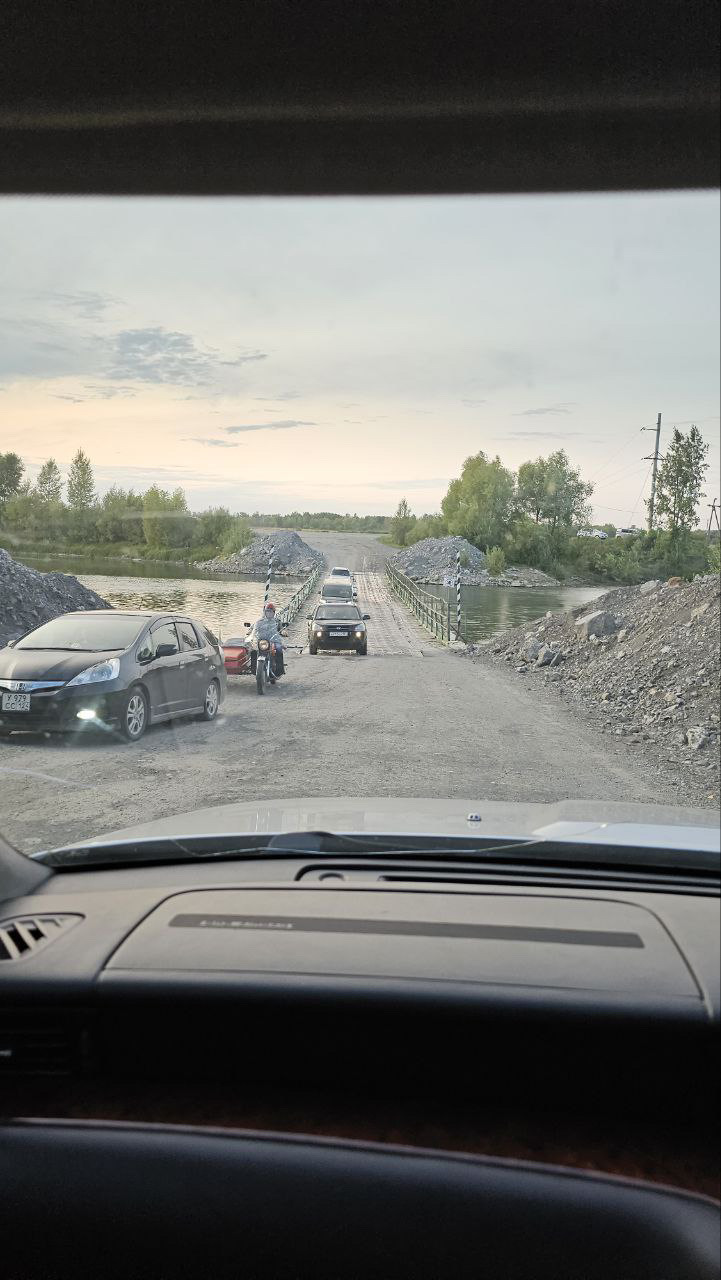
[391,536,558,587]
[197,531,324,578]
[0,547,110,647]
[462,574,721,804]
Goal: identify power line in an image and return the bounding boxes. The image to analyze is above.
[587,428,645,484]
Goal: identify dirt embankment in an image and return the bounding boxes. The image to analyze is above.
[461,574,721,806]
[391,536,559,588]
[197,531,324,577]
[0,548,110,647]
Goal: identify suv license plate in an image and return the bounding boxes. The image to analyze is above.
[329,630,348,636]
[2,692,31,712]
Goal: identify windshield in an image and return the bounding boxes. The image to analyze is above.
[316,606,362,620]
[14,614,145,651]
[0,192,719,860]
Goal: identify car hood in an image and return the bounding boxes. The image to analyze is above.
[0,648,124,682]
[62,795,720,854]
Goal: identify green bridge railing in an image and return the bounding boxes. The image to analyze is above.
[386,561,462,643]
[277,562,323,629]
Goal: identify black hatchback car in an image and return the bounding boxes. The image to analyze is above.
[0,610,226,742]
[307,603,370,655]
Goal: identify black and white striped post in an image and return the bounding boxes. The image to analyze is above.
[264,548,275,607]
[455,549,462,641]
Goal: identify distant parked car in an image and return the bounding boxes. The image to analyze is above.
[0,610,226,742]
[577,529,608,540]
[616,527,642,538]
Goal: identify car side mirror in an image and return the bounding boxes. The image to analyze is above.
[363,613,370,620]
[155,643,177,659]
[136,648,153,664]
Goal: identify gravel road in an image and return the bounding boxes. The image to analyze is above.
[0,534,666,854]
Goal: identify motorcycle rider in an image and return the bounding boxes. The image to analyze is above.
[245,602,285,678]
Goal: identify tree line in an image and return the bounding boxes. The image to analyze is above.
[0,449,254,560]
[0,449,391,560]
[389,430,716,583]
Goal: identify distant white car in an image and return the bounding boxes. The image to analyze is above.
[327,567,357,598]
[577,529,608,540]
[616,527,642,538]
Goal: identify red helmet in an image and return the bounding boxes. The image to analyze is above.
[264,602,276,612]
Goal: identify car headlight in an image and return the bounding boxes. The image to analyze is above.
[355,630,363,638]
[315,629,323,636]
[67,658,120,686]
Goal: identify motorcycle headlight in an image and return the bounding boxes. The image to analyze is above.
[67,658,120,686]
[258,640,270,651]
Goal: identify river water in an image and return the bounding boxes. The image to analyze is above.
[22,554,305,640]
[423,582,605,640]
[22,555,604,643]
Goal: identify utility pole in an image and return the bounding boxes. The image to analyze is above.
[642,412,662,531]
[708,499,720,533]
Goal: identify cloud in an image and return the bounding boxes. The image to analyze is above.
[83,384,137,400]
[253,392,299,402]
[104,328,268,387]
[34,290,121,321]
[51,393,85,403]
[461,398,488,407]
[513,402,576,416]
[504,430,589,440]
[225,419,316,434]
[184,437,241,448]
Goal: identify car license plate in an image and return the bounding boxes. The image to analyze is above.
[2,692,31,712]
[329,630,348,636]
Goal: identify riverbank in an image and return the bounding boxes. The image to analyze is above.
[460,575,721,807]
[0,539,202,569]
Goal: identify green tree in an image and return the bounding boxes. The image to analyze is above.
[221,515,253,556]
[35,458,64,504]
[486,546,506,576]
[194,506,233,549]
[96,486,144,543]
[390,498,416,546]
[0,451,24,506]
[518,451,593,531]
[66,449,96,510]
[653,425,709,536]
[142,485,194,549]
[441,452,515,549]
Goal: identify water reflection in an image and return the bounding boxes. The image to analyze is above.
[429,584,605,641]
[22,556,303,639]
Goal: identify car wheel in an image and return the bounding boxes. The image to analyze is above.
[308,643,317,655]
[120,686,149,742]
[200,678,220,721]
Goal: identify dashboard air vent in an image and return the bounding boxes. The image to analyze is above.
[0,914,82,962]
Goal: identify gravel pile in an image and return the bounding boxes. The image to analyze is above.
[197,531,324,578]
[0,547,111,647]
[463,574,721,805]
[391,536,558,587]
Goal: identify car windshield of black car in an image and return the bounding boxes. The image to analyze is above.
[14,613,146,651]
[316,606,362,620]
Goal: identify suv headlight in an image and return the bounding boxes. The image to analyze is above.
[67,658,120,686]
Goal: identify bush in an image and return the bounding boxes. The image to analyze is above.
[486,546,506,576]
[221,515,253,556]
[707,540,720,574]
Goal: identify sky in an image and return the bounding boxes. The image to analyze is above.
[1,192,719,525]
